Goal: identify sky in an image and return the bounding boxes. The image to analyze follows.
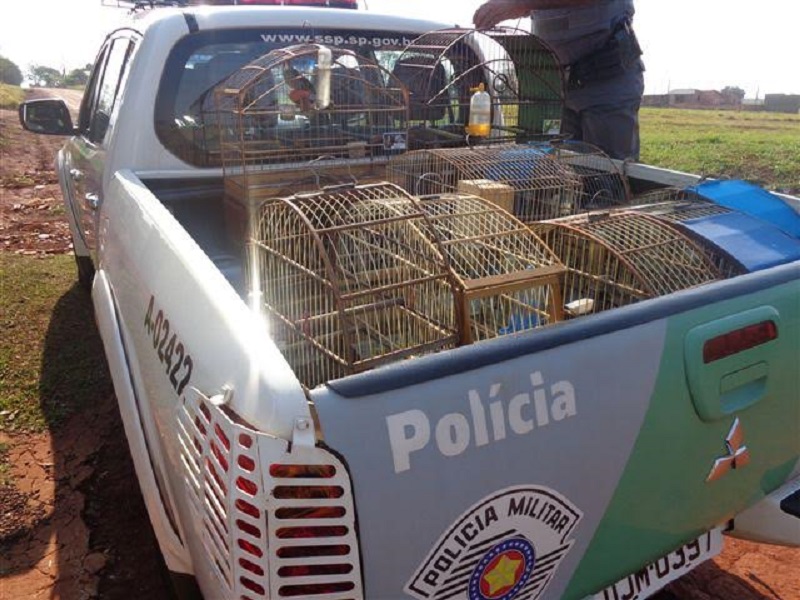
[1,0,798,98]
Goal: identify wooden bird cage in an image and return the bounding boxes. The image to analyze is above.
[250,183,457,388]
[211,44,409,206]
[390,27,565,149]
[249,183,566,387]
[387,143,634,221]
[532,212,726,317]
[630,189,747,278]
[546,140,631,206]
[410,193,566,343]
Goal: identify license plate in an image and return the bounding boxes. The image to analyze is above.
[591,528,724,600]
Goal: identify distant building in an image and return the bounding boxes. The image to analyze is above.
[764,94,800,114]
[642,89,734,109]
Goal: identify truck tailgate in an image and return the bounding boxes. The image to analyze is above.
[311,264,800,599]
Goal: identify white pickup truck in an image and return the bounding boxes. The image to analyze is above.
[19,2,800,600]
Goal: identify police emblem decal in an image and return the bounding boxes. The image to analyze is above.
[405,486,582,600]
[469,537,535,600]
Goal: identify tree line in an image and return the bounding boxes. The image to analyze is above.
[0,55,90,88]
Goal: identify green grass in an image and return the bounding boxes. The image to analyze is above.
[0,254,112,433]
[0,83,25,110]
[640,108,800,193]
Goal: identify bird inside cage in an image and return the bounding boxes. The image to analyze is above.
[283,66,317,112]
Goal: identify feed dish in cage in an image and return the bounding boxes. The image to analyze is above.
[249,183,566,387]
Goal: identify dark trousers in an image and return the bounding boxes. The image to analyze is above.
[561,97,641,161]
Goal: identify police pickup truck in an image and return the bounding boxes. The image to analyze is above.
[19,2,800,599]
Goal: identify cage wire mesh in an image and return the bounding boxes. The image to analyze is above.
[627,188,746,278]
[387,141,630,222]
[249,183,566,387]
[532,211,725,317]
[390,27,565,149]
[211,44,410,207]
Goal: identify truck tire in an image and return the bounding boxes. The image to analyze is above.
[75,253,95,291]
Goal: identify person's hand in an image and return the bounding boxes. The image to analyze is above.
[473,0,532,29]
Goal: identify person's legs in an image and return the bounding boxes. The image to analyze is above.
[577,99,641,161]
[560,106,583,143]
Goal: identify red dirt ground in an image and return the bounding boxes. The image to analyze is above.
[1,91,798,600]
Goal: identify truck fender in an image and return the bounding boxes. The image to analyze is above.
[92,269,193,575]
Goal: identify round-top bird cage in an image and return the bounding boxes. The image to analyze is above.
[249,182,567,388]
[387,142,634,222]
[532,211,726,317]
[411,193,566,343]
[545,140,631,205]
[390,27,565,148]
[212,44,410,205]
[250,183,457,388]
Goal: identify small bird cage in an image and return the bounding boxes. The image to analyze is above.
[545,140,631,206]
[387,144,613,221]
[249,183,567,387]
[630,189,746,278]
[390,28,565,148]
[212,44,409,207]
[250,183,457,388]
[410,193,566,343]
[532,211,725,317]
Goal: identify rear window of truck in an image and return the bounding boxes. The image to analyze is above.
[155,28,418,167]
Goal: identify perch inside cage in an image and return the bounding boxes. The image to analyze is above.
[532,211,726,316]
[211,44,410,205]
[387,142,630,221]
[390,28,565,148]
[249,183,566,387]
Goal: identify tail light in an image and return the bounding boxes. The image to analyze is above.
[177,390,363,599]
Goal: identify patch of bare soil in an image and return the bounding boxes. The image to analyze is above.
[1,93,799,600]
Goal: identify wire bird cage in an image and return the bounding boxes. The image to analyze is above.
[249,183,565,388]
[628,187,746,278]
[210,44,409,206]
[410,193,566,344]
[390,28,565,149]
[387,141,630,222]
[532,211,726,317]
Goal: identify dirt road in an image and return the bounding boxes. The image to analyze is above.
[1,92,799,600]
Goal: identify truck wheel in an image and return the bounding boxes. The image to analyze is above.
[75,253,95,291]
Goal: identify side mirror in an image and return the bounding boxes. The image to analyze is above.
[18,99,75,136]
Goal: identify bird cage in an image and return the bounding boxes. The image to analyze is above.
[387,143,619,221]
[532,212,725,317]
[211,44,409,215]
[410,193,566,343]
[545,140,631,206]
[250,183,457,388]
[390,27,565,149]
[629,189,746,278]
[250,183,566,387]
